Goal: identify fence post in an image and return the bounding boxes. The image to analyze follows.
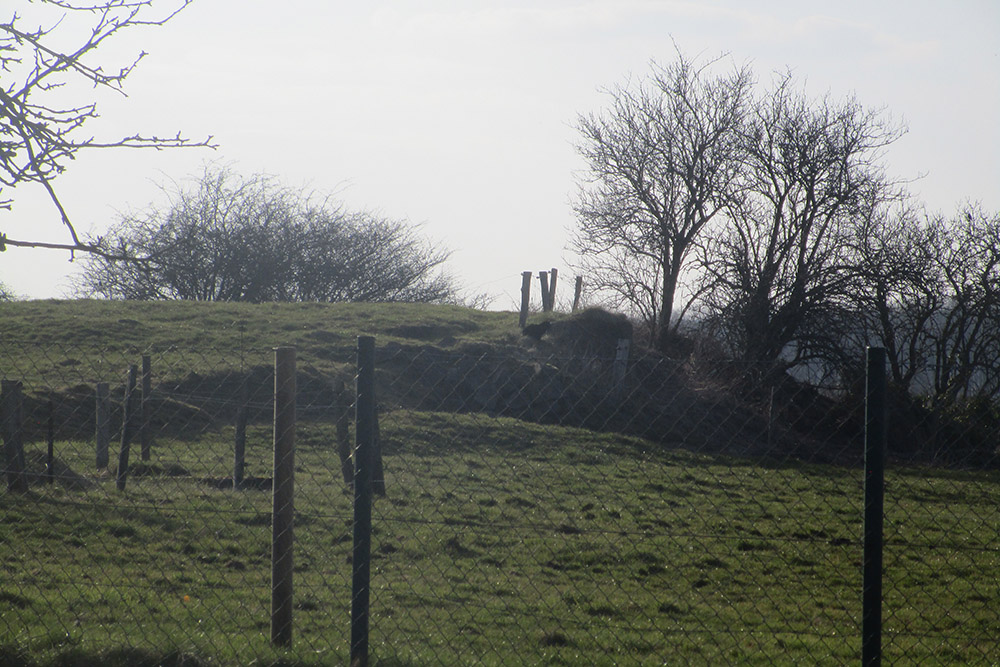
[611,339,630,402]
[863,347,887,666]
[233,376,248,490]
[141,354,152,461]
[538,271,551,313]
[96,382,110,469]
[116,365,137,492]
[271,346,296,648]
[519,271,532,329]
[1,379,27,493]
[572,276,583,312]
[335,379,354,487]
[548,267,558,310]
[351,335,376,667]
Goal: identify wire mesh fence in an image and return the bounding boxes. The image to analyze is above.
[1,335,998,665]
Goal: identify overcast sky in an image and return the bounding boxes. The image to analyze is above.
[3,0,998,306]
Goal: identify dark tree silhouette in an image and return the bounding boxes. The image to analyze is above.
[573,51,752,352]
[696,73,905,372]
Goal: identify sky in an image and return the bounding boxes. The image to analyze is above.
[3,0,998,307]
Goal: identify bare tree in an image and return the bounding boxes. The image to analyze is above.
[842,198,942,391]
[842,199,1000,405]
[1,0,212,258]
[573,52,752,352]
[926,205,1000,404]
[75,166,457,304]
[696,73,905,373]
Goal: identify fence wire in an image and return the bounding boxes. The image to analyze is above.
[0,337,997,665]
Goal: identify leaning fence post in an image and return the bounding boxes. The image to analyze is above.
[271,346,296,648]
[116,365,137,492]
[863,347,887,666]
[96,382,110,469]
[572,276,583,312]
[141,355,152,461]
[1,379,27,493]
[519,271,532,329]
[351,335,376,667]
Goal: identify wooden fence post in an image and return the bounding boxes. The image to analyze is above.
[548,267,558,311]
[519,271,532,329]
[538,271,551,313]
[335,379,354,487]
[1,379,27,492]
[572,276,583,312]
[351,336,376,667]
[96,382,110,469]
[141,355,152,461]
[612,339,630,401]
[271,346,296,648]
[116,365,137,492]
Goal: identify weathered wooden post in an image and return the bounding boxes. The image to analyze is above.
[116,365,137,492]
[538,271,551,313]
[519,271,532,329]
[351,336,376,667]
[141,355,152,461]
[548,267,558,311]
[271,346,296,648]
[612,338,630,402]
[572,276,583,312]
[96,382,110,469]
[1,379,27,493]
[335,379,354,487]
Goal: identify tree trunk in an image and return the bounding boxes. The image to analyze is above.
[656,260,680,353]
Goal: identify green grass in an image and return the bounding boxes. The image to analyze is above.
[0,299,522,364]
[1,300,998,664]
[0,300,533,415]
[1,410,997,665]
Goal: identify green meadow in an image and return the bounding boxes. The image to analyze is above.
[1,301,997,665]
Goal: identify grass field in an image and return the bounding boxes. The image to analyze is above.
[1,301,999,665]
[2,412,998,665]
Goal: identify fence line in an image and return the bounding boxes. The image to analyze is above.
[1,338,998,664]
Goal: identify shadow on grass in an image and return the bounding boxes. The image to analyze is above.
[0,645,324,667]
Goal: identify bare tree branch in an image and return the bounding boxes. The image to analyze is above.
[572,49,753,353]
[1,0,214,257]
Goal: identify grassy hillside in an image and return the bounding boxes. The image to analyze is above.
[0,299,838,462]
[1,298,524,363]
[0,299,536,443]
[1,300,998,665]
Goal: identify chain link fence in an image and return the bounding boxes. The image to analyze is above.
[1,334,998,665]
